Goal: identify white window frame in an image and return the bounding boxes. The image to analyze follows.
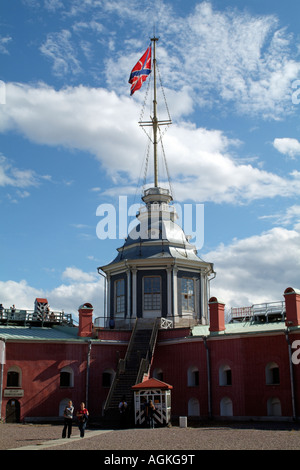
[181,277,195,312]
[115,278,125,315]
[143,276,161,312]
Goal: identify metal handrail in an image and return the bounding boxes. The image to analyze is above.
[103,319,139,411]
[135,319,159,385]
[104,318,160,412]
[231,301,286,321]
[0,308,74,326]
[94,313,200,330]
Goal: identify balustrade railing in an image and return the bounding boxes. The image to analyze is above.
[0,308,74,326]
[231,301,286,322]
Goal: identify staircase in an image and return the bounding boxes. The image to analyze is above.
[103,318,159,426]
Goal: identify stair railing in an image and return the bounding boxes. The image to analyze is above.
[104,317,160,412]
[104,318,139,412]
[135,318,159,385]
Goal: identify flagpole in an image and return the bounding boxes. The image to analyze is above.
[151,36,159,188]
[136,37,172,190]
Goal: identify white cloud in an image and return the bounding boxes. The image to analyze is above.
[1,83,143,177]
[2,82,300,205]
[0,269,104,319]
[0,155,40,188]
[259,204,300,228]
[205,226,300,310]
[103,1,300,118]
[0,280,40,311]
[44,0,64,12]
[164,125,300,203]
[0,36,12,55]
[273,138,300,159]
[49,280,103,317]
[2,225,299,323]
[169,3,300,118]
[62,266,97,283]
[20,0,299,118]
[40,30,81,77]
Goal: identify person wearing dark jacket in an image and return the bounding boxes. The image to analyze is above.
[76,402,89,437]
[62,400,74,438]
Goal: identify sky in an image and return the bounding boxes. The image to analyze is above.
[0,0,300,321]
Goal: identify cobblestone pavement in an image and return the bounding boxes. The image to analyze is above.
[1,422,300,451]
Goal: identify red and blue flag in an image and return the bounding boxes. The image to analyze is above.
[128,45,152,95]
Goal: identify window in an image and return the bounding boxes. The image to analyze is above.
[267,397,282,416]
[60,366,74,388]
[115,279,125,314]
[7,367,21,388]
[144,276,161,310]
[265,362,280,385]
[181,278,195,312]
[188,398,200,416]
[220,397,233,417]
[102,369,115,387]
[187,366,199,386]
[219,365,232,386]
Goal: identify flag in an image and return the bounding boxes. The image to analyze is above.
[128,45,152,95]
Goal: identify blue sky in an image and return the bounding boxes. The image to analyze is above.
[0,0,300,319]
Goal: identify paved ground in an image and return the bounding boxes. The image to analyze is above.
[1,421,300,452]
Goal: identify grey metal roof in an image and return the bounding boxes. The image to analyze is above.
[101,186,214,272]
[191,321,296,337]
[0,325,85,342]
[106,220,205,265]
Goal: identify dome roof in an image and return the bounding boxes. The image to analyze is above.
[107,187,204,264]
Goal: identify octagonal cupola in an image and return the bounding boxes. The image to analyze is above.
[98,37,215,329]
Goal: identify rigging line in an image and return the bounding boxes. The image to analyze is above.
[157,60,172,122]
[142,138,152,191]
[134,135,152,205]
[139,73,153,143]
[158,125,175,199]
[139,71,152,122]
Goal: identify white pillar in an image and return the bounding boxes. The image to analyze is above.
[167,267,172,317]
[194,277,199,319]
[173,267,178,317]
[132,268,137,318]
[107,274,111,321]
[126,269,131,318]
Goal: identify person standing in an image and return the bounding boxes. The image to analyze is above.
[76,402,89,437]
[147,399,156,429]
[62,400,74,438]
[118,396,128,428]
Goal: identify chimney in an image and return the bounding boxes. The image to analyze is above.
[209,297,225,332]
[284,287,300,327]
[78,303,94,337]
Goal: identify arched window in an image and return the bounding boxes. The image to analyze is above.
[60,366,74,388]
[220,397,233,416]
[267,397,282,416]
[102,368,115,387]
[187,366,199,386]
[265,362,280,385]
[188,398,200,416]
[7,366,22,388]
[219,364,232,386]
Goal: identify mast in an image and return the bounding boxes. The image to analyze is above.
[152,36,159,188]
[139,36,172,190]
